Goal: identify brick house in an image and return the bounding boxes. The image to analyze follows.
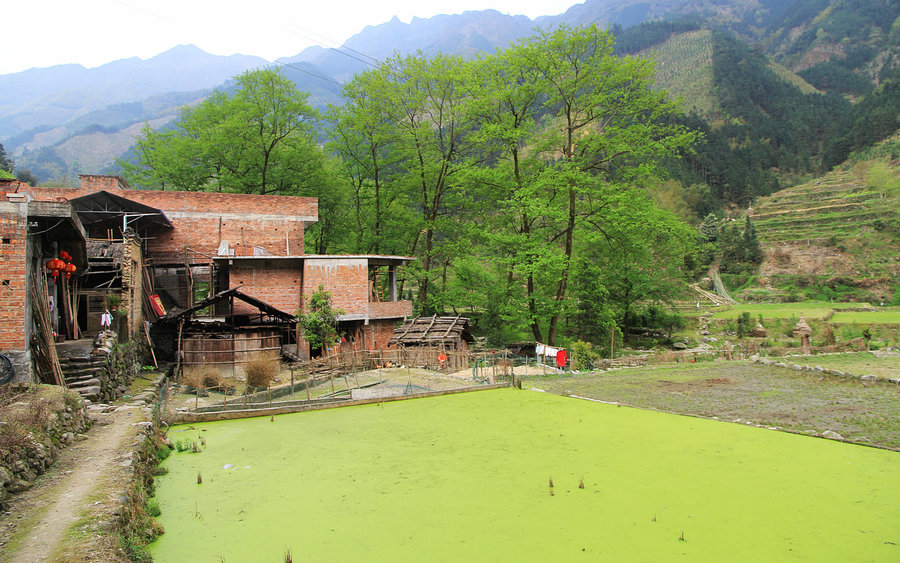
[0,175,413,380]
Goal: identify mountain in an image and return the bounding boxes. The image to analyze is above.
[2,0,899,183]
[0,45,268,144]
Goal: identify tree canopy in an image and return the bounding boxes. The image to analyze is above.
[124,25,702,346]
[122,68,326,196]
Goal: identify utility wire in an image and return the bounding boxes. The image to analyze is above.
[274,60,344,86]
[287,24,381,67]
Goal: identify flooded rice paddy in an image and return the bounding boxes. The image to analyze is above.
[150,388,900,561]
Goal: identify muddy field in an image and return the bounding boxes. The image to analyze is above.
[520,360,900,450]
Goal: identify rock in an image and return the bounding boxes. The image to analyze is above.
[6,478,31,494]
[749,353,760,362]
[0,466,11,486]
[673,342,687,350]
[822,430,844,440]
[79,386,102,401]
[889,377,900,384]
[860,375,878,382]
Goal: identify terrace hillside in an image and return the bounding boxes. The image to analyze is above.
[750,162,899,302]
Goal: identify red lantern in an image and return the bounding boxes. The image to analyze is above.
[46,258,65,279]
[64,263,76,274]
[59,251,71,262]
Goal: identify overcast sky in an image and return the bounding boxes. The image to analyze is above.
[2,0,578,75]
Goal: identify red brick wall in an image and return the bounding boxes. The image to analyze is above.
[368,300,413,319]
[302,258,369,316]
[367,319,400,350]
[0,204,29,350]
[21,178,318,265]
[229,260,302,317]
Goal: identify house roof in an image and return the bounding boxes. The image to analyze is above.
[70,190,173,231]
[389,315,473,346]
[159,286,296,324]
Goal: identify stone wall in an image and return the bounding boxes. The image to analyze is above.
[0,386,92,506]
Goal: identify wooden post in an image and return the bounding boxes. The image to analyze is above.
[610,329,615,359]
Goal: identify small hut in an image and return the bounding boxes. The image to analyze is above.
[749,322,768,338]
[389,315,473,351]
[151,286,296,376]
[792,314,813,355]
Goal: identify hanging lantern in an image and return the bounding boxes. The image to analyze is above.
[64,262,76,282]
[59,250,71,262]
[46,258,65,279]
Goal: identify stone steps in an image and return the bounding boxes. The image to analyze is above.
[60,352,116,403]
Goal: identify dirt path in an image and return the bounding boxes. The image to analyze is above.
[0,408,141,562]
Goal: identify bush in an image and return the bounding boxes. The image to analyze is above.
[245,356,279,389]
[571,341,600,370]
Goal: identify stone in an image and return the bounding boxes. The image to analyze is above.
[0,466,11,486]
[860,375,878,382]
[749,353,760,362]
[673,342,687,350]
[822,430,844,440]
[6,478,31,494]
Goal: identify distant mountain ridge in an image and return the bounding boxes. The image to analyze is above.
[0,45,268,141]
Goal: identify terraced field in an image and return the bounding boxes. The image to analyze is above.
[749,166,899,301]
[753,170,897,247]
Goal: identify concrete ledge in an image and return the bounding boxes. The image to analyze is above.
[169,383,510,424]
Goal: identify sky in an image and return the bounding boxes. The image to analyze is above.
[2,0,579,75]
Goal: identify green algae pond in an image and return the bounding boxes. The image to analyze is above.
[150,389,900,561]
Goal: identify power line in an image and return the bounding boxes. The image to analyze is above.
[286,24,381,68]
[273,60,344,87]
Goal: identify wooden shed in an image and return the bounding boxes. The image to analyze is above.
[389,315,474,352]
[152,286,296,375]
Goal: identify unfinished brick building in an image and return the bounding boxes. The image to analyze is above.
[0,174,413,380]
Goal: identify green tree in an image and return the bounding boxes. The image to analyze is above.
[0,142,13,174]
[575,197,696,336]
[122,68,326,196]
[326,70,414,255]
[336,53,479,313]
[741,215,763,264]
[699,213,720,242]
[474,24,697,343]
[298,286,344,355]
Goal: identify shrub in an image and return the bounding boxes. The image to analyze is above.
[245,356,279,389]
[571,341,600,370]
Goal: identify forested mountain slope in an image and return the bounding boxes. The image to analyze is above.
[2,0,899,191]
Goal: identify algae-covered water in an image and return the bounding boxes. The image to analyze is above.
[150,389,900,561]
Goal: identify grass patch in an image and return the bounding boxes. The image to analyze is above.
[831,312,900,324]
[768,351,900,378]
[521,362,900,448]
[711,302,870,320]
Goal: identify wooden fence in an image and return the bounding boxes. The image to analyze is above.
[182,330,281,374]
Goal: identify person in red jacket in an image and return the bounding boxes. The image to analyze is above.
[556,349,567,370]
